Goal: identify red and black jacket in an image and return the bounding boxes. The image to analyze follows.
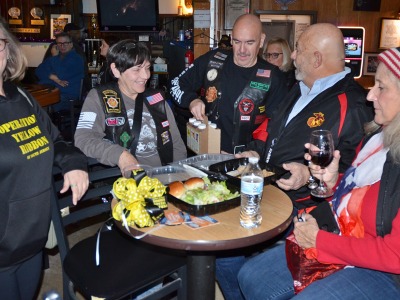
[248,73,373,209]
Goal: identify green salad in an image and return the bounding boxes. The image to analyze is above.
[181,178,240,205]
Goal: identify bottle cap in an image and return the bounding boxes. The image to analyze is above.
[197,123,206,130]
[248,157,259,164]
[193,120,202,127]
[189,118,197,124]
[209,123,217,129]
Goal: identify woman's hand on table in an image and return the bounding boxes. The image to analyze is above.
[276,162,309,191]
[118,150,140,175]
[60,170,89,205]
[304,143,341,190]
[293,213,319,248]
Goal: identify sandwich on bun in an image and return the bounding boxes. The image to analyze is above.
[168,181,186,199]
[184,177,205,190]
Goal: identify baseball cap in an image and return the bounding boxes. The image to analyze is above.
[63,23,83,32]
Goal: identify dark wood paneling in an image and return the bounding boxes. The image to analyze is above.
[250,0,400,52]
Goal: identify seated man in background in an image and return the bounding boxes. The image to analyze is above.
[216,23,374,300]
[74,39,186,172]
[35,32,84,112]
[63,22,91,97]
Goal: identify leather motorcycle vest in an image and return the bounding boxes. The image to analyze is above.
[97,82,173,165]
[201,51,272,151]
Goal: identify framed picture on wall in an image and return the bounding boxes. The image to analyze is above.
[255,10,317,51]
[224,0,250,30]
[379,18,400,49]
[363,53,379,76]
[50,14,71,39]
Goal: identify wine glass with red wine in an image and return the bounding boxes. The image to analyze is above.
[309,130,334,198]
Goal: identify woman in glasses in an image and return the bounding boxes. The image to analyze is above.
[0,18,88,299]
[263,37,296,89]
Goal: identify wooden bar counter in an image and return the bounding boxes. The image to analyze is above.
[23,84,60,107]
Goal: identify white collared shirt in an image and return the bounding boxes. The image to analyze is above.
[285,67,351,126]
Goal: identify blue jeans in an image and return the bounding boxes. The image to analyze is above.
[216,215,296,300]
[216,255,247,300]
[238,243,400,299]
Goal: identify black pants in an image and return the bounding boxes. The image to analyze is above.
[0,251,43,300]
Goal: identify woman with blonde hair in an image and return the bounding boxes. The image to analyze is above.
[262,37,296,88]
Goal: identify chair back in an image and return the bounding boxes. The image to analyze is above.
[51,158,187,300]
[51,159,121,297]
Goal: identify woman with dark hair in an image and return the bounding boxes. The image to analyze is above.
[75,39,186,170]
[96,34,120,86]
[0,18,88,299]
[42,42,59,62]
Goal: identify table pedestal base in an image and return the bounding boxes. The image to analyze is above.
[187,254,216,300]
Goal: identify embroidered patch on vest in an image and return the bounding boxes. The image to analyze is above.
[102,89,121,113]
[146,93,164,105]
[206,86,218,103]
[161,131,170,145]
[161,120,169,128]
[258,105,266,113]
[250,81,270,91]
[105,117,125,126]
[238,98,254,115]
[307,112,325,128]
[207,68,218,81]
[256,69,271,78]
[214,52,228,60]
[241,116,251,121]
[120,131,131,148]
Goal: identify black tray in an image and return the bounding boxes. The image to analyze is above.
[208,158,288,186]
[167,180,240,216]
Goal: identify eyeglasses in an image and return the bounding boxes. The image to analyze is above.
[263,52,283,59]
[56,41,72,47]
[0,39,9,52]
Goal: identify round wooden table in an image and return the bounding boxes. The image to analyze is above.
[115,184,293,300]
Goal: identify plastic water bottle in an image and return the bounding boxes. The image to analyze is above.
[240,157,264,228]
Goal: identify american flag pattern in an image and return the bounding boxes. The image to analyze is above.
[76,112,97,129]
[256,69,271,78]
[146,93,163,105]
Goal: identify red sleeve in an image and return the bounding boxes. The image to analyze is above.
[315,208,400,274]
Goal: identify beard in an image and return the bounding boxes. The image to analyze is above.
[294,68,304,82]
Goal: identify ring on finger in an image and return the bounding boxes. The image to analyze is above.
[70,184,77,188]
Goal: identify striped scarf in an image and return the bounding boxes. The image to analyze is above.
[331,132,388,237]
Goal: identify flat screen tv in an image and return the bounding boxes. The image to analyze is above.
[96,0,159,32]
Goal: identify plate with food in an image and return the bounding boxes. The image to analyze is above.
[167,177,240,216]
[208,158,288,186]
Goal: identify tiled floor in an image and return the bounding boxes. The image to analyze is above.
[37,221,225,300]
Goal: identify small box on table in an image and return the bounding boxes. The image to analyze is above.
[186,117,221,154]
